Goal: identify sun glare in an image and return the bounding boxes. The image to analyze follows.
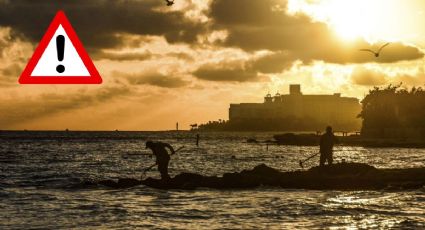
[327,1,374,41]
[289,0,418,43]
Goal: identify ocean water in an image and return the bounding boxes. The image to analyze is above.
[0,131,424,229]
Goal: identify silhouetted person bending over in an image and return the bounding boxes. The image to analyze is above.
[319,126,338,167]
[145,141,175,180]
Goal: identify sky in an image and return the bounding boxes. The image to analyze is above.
[0,0,425,130]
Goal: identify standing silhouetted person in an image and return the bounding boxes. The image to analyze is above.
[196,134,200,147]
[146,141,175,180]
[319,126,338,166]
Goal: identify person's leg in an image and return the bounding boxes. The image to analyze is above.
[164,159,170,179]
[158,161,170,180]
[320,152,325,166]
[158,163,167,180]
[328,152,333,165]
[157,164,163,178]
[163,164,170,180]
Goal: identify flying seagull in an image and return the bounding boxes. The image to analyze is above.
[165,0,174,6]
[359,43,390,57]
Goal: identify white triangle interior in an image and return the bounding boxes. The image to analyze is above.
[31,25,90,77]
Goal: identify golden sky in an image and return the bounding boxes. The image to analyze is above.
[0,0,425,130]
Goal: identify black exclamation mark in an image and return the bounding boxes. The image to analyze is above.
[56,35,65,73]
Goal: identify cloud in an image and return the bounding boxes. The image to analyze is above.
[248,51,294,73]
[394,74,425,86]
[0,63,22,86]
[166,52,195,62]
[0,27,32,62]
[0,0,422,70]
[1,63,21,76]
[327,41,424,64]
[93,51,153,61]
[115,71,190,88]
[0,0,205,51]
[209,0,423,64]
[351,66,425,87]
[351,66,388,86]
[0,27,34,86]
[193,64,261,82]
[191,51,295,81]
[0,84,132,128]
[93,49,195,62]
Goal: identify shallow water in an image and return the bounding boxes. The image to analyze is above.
[1,131,424,229]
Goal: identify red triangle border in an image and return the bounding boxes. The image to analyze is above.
[19,10,102,84]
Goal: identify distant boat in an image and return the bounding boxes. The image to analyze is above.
[246,138,258,143]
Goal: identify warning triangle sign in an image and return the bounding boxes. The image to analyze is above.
[19,11,102,84]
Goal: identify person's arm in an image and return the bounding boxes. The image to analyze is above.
[319,135,323,152]
[163,143,175,155]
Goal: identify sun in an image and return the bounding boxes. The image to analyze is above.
[327,1,374,41]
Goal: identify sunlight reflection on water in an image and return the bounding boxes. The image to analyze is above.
[0,131,424,229]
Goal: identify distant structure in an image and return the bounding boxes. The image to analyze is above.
[190,124,198,130]
[228,85,361,131]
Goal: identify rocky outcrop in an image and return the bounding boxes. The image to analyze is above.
[84,163,425,190]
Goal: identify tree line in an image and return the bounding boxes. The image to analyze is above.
[359,84,425,138]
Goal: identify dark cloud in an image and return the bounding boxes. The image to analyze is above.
[115,71,190,88]
[191,51,294,82]
[193,64,261,82]
[249,51,294,73]
[210,0,423,64]
[0,0,205,51]
[323,41,424,64]
[0,84,132,127]
[2,0,421,66]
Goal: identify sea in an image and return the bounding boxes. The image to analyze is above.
[0,131,424,229]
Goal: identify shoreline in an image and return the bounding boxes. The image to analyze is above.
[2,130,425,148]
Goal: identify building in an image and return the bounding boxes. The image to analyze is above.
[229,85,361,131]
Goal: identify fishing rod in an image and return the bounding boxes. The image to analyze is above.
[298,148,358,168]
[124,153,153,157]
[141,146,185,179]
[299,152,320,168]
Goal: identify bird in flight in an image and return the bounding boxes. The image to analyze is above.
[359,43,390,57]
[165,0,174,6]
